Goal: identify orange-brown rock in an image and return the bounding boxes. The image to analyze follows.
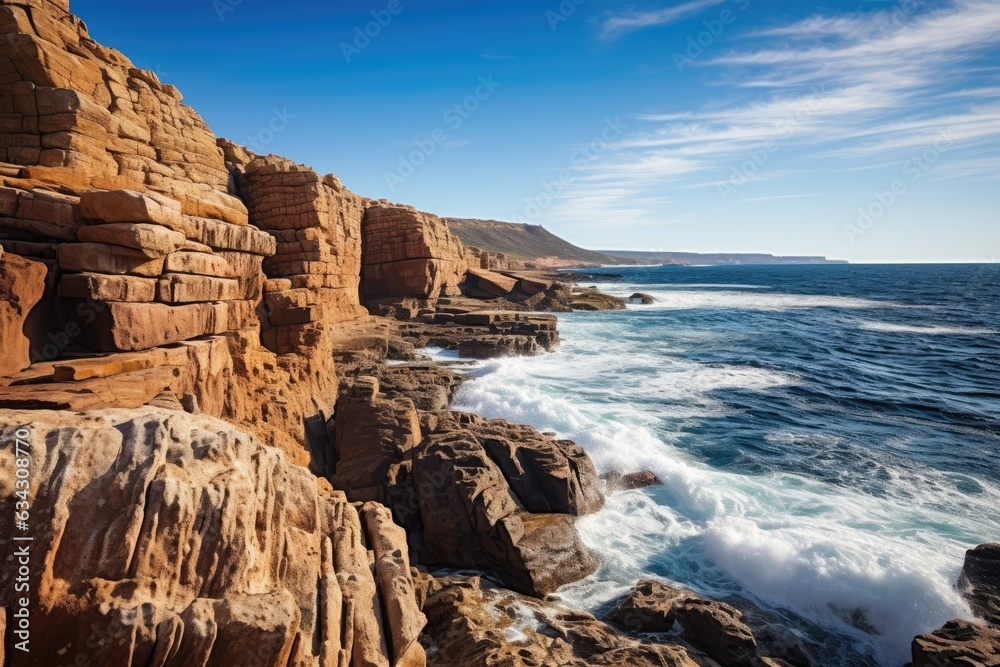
[76,300,256,352]
[420,575,700,667]
[77,222,194,257]
[57,241,165,276]
[0,251,47,376]
[156,273,242,303]
[410,422,600,597]
[164,250,234,277]
[0,4,247,224]
[0,407,427,667]
[58,271,156,302]
[362,204,470,301]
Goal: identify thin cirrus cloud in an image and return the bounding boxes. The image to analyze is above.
[545,0,1000,232]
[600,0,726,40]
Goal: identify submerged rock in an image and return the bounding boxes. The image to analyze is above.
[602,470,664,491]
[627,292,657,304]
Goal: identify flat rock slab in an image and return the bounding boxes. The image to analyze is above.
[164,251,234,277]
[58,242,165,276]
[78,222,192,258]
[58,272,156,302]
[80,189,184,227]
[75,300,256,351]
[157,273,242,303]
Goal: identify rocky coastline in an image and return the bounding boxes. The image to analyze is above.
[0,2,997,666]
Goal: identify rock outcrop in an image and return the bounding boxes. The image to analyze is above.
[959,543,1000,628]
[608,579,772,667]
[361,205,470,302]
[0,0,246,223]
[419,575,702,667]
[912,619,1000,667]
[232,153,369,353]
[0,408,426,667]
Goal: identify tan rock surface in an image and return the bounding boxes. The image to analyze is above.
[420,576,700,667]
[0,407,426,667]
[58,271,156,302]
[77,222,191,257]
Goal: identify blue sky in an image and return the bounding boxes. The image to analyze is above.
[73,0,1000,262]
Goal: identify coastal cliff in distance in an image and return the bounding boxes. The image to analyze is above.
[447,218,846,267]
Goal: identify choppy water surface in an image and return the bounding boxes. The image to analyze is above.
[446,263,1000,666]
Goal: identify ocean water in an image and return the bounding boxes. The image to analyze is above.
[445,264,1000,666]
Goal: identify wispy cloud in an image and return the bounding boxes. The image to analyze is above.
[549,0,1000,231]
[600,0,725,41]
[481,50,516,61]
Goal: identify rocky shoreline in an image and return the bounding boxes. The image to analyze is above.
[0,2,996,666]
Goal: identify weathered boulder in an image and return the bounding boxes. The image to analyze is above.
[0,252,48,376]
[609,580,759,667]
[411,427,599,597]
[0,408,426,667]
[420,575,701,667]
[959,544,1000,627]
[912,619,1000,667]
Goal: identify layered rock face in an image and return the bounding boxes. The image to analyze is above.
[361,205,470,301]
[0,408,426,667]
[232,153,368,353]
[0,0,246,224]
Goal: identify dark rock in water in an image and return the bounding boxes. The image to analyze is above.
[602,470,664,491]
[608,579,760,667]
[628,292,656,305]
[911,619,1000,667]
[958,543,1000,627]
[420,575,702,666]
[570,289,627,311]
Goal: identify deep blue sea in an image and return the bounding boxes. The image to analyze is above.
[444,264,1000,666]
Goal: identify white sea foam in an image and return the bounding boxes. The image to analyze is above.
[447,318,1000,666]
[858,321,998,335]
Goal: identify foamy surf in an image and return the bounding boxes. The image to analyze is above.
[446,264,1000,666]
[858,321,999,335]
